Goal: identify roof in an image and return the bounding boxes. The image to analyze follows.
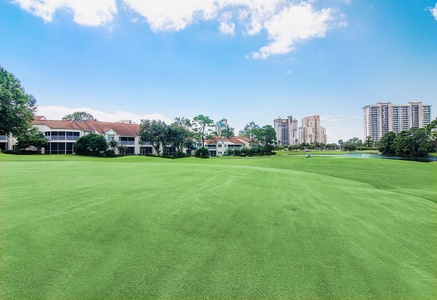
[32,119,95,132]
[86,121,139,137]
[32,119,139,136]
[234,136,251,143]
[204,136,250,145]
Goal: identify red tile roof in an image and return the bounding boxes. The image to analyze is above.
[86,121,139,137]
[32,119,139,136]
[204,136,249,145]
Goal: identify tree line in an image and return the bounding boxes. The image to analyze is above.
[378,122,436,157]
[2,66,435,158]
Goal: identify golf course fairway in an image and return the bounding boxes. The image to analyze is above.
[1,154,436,299]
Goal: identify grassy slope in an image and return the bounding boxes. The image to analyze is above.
[1,154,436,299]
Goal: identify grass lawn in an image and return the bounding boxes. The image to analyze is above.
[1,154,436,299]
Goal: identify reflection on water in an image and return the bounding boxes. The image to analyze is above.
[308,153,437,162]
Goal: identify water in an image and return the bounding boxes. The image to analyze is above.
[307,153,437,162]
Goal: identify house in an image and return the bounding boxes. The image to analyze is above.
[4,116,256,156]
[203,136,251,156]
[28,116,144,155]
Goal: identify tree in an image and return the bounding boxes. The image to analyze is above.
[16,128,48,153]
[378,131,396,155]
[108,140,118,150]
[0,66,37,136]
[220,129,234,139]
[244,128,258,147]
[381,128,432,157]
[365,136,373,148]
[343,137,363,151]
[138,119,168,156]
[74,133,108,156]
[192,114,214,148]
[409,127,432,156]
[343,142,357,151]
[173,117,192,129]
[338,139,344,150]
[62,111,97,122]
[183,139,196,156]
[394,127,431,157]
[426,119,437,153]
[167,122,189,153]
[254,125,276,154]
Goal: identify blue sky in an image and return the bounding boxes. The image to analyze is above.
[1,0,436,143]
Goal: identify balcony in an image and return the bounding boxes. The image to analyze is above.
[46,136,80,141]
[120,141,135,146]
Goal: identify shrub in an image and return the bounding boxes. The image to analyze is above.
[195,147,210,158]
[75,133,108,156]
[104,149,116,157]
[175,151,187,158]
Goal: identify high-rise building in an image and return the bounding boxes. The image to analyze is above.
[299,115,327,144]
[274,115,299,145]
[239,121,258,136]
[215,118,234,136]
[363,102,432,141]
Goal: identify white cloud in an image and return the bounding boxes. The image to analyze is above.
[13,0,342,58]
[431,3,437,20]
[219,21,235,35]
[218,11,235,35]
[252,3,334,59]
[13,0,117,26]
[37,105,172,124]
[123,0,218,32]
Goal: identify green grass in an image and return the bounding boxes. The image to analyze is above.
[1,153,436,299]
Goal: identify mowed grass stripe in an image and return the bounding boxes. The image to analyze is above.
[1,155,436,299]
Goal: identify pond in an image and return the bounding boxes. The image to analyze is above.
[306,153,437,162]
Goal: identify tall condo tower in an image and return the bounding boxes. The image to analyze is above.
[363,102,431,141]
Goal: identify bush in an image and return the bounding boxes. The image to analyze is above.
[1,149,41,155]
[104,149,116,157]
[241,148,249,157]
[75,133,108,156]
[195,147,210,158]
[2,149,19,155]
[175,151,187,158]
[226,149,234,156]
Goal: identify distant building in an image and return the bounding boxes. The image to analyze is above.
[215,118,234,136]
[239,121,259,136]
[273,115,299,145]
[363,102,432,141]
[299,115,327,144]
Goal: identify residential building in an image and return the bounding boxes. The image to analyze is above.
[203,136,251,157]
[17,116,144,155]
[4,116,255,156]
[273,115,299,145]
[0,133,15,151]
[299,115,327,144]
[363,102,432,141]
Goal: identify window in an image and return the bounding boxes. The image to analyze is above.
[120,136,135,145]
